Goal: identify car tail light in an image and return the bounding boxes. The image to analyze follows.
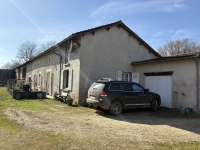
[98,91,107,96]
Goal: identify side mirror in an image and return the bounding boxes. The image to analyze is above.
[145,89,149,92]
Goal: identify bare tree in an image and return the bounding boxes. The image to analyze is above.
[39,40,56,52]
[2,40,57,68]
[1,59,22,69]
[16,41,39,62]
[1,62,12,69]
[157,38,200,56]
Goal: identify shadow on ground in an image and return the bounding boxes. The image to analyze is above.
[94,107,200,135]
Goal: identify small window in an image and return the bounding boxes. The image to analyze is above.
[116,71,139,83]
[48,57,51,63]
[63,70,69,89]
[122,72,131,81]
[22,67,26,79]
[61,69,73,91]
[28,77,31,82]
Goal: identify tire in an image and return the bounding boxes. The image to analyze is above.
[109,101,122,115]
[16,94,21,100]
[150,99,159,112]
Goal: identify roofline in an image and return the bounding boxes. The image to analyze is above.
[13,45,56,69]
[120,22,161,57]
[58,20,161,57]
[131,55,200,65]
[15,20,161,69]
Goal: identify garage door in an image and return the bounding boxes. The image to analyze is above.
[145,76,172,108]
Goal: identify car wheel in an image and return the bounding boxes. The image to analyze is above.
[109,101,122,115]
[150,99,159,112]
[16,94,21,100]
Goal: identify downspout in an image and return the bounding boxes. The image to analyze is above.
[196,58,199,113]
[53,48,62,95]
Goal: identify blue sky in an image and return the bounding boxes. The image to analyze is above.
[0,0,200,68]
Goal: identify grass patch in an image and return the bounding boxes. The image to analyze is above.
[0,117,22,130]
[0,128,79,150]
[0,87,12,100]
[14,100,53,112]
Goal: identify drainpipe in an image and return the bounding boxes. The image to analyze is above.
[53,48,62,95]
[196,59,199,113]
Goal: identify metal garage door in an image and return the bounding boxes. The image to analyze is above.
[145,76,172,108]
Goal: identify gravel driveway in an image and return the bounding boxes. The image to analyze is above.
[4,105,200,148]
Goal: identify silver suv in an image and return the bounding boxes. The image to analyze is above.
[86,78,161,115]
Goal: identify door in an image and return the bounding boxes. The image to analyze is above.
[122,83,150,107]
[131,83,151,105]
[122,83,138,107]
[145,76,172,108]
[47,72,50,95]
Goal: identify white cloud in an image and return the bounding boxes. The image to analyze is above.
[90,0,188,19]
[149,31,163,43]
[172,29,192,39]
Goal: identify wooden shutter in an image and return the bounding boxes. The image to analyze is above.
[44,72,46,92]
[32,75,34,90]
[132,72,139,83]
[68,69,73,91]
[50,73,53,96]
[116,71,122,81]
[60,70,63,90]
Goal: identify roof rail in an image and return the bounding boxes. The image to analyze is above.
[97,78,114,82]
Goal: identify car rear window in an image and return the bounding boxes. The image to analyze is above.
[90,82,106,91]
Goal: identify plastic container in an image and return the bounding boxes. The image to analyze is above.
[180,107,185,114]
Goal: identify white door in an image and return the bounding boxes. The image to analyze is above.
[145,76,172,108]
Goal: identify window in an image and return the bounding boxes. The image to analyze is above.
[124,83,133,91]
[116,71,139,83]
[109,83,129,91]
[63,70,69,89]
[61,69,73,91]
[48,57,51,63]
[28,77,31,82]
[132,84,144,92]
[110,83,120,90]
[122,72,131,81]
[22,67,26,79]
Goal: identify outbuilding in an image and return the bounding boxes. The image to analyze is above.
[132,52,200,112]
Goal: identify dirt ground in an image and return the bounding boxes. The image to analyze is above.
[4,104,200,146]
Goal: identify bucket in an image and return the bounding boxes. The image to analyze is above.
[180,108,185,114]
[37,93,42,99]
